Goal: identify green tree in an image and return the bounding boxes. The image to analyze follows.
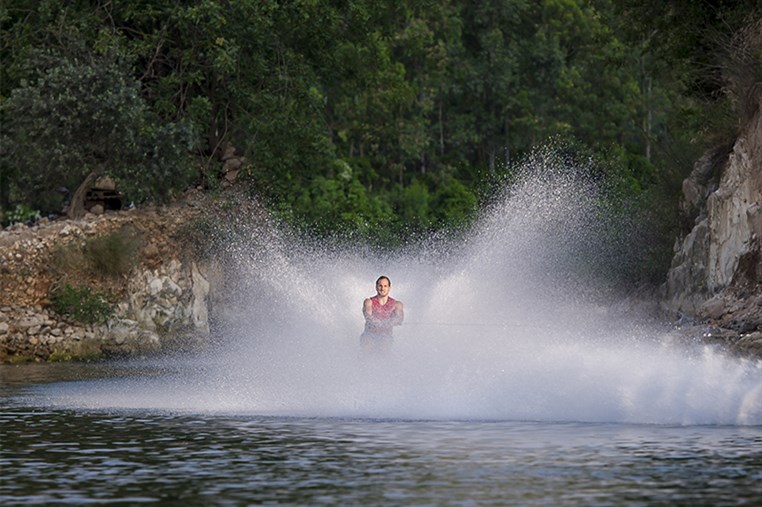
[0,43,193,215]
[451,0,529,174]
[431,178,478,228]
[294,160,395,240]
[3,0,749,269]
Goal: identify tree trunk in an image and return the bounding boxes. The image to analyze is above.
[504,116,511,167]
[439,99,445,157]
[645,75,653,162]
[0,175,8,218]
[67,172,97,219]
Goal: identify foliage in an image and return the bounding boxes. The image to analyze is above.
[0,33,194,212]
[46,350,73,362]
[175,218,221,261]
[50,243,90,281]
[431,179,478,228]
[720,18,762,125]
[1,0,754,283]
[7,355,37,364]
[50,284,113,325]
[2,204,41,227]
[50,229,141,290]
[83,228,141,278]
[615,0,762,167]
[47,339,103,362]
[394,180,433,231]
[293,165,396,239]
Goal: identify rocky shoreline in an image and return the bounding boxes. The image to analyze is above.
[0,192,215,362]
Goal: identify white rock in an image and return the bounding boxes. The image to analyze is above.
[149,278,164,295]
[59,224,82,237]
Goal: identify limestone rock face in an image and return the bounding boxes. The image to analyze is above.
[706,129,760,293]
[0,193,216,361]
[664,95,762,336]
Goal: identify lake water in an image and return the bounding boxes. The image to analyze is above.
[2,361,761,506]
[3,153,762,505]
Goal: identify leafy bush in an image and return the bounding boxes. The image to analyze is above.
[394,181,432,230]
[0,42,194,215]
[292,170,395,239]
[46,350,73,362]
[7,355,37,364]
[431,179,478,228]
[49,243,90,282]
[84,228,140,278]
[50,284,113,325]
[1,204,41,227]
[50,228,140,284]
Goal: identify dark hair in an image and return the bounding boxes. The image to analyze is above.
[376,275,391,285]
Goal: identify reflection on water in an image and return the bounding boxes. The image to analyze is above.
[1,363,762,506]
[1,362,139,387]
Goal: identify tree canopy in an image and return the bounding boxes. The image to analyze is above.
[1,0,759,277]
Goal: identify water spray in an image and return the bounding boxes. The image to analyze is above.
[29,146,762,425]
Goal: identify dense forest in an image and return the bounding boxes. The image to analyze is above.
[1,1,760,281]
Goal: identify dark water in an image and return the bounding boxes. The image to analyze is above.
[2,363,761,506]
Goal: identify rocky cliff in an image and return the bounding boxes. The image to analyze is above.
[663,92,762,356]
[0,192,218,361]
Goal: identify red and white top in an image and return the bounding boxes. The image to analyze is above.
[364,296,398,336]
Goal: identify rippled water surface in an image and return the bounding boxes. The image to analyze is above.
[2,363,761,506]
[4,154,762,504]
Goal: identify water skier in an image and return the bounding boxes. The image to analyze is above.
[361,275,404,352]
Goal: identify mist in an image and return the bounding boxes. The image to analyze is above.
[36,149,762,425]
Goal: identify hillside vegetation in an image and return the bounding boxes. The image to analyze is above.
[2,1,760,285]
